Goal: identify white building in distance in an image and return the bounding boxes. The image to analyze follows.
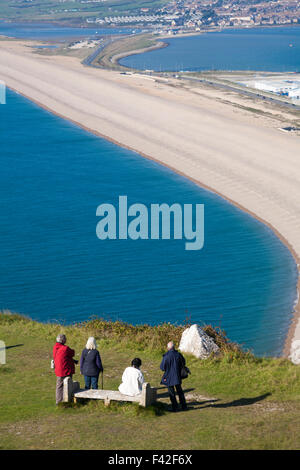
[254,80,300,99]
[288,87,300,99]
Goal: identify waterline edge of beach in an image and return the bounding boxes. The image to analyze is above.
[4,78,299,359]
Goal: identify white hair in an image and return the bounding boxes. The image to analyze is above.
[56,334,66,344]
[86,336,97,350]
[167,341,174,350]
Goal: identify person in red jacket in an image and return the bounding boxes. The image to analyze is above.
[53,334,76,404]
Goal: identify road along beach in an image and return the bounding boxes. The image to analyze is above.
[0,38,299,356]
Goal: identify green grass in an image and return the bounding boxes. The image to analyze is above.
[0,311,300,449]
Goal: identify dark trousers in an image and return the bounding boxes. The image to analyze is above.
[168,384,187,411]
[84,375,99,390]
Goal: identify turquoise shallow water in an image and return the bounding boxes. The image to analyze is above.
[0,89,298,356]
[120,26,300,72]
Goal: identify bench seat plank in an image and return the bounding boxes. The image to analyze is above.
[63,377,156,406]
[74,389,141,402]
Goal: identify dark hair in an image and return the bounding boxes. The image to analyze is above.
[131,358,142,368]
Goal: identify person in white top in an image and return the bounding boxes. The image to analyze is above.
[118,358,144,396]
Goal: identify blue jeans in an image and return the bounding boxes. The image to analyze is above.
[84,375,99,390]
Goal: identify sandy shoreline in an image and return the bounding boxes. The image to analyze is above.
[0,39,299,356]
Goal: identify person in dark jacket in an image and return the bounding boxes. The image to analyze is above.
[53,334,76,404]
[80,337,103,390]
[160,341,187,412]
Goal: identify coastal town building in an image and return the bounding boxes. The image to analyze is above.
[0,0,299,32]
[85,0,300,31]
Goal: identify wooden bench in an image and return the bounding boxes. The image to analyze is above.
[63,377,157,407]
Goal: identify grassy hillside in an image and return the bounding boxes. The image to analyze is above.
[0,312,300,450]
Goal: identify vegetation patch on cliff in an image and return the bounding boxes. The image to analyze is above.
[0,311,300,450]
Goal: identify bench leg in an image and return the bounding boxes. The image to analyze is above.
[104,397,111,407]
[141,382,150,407]
[140,383,157,407]
[63,376,72,403]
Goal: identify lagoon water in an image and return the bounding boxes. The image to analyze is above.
[120,26,300,72]
[0,21,137,41]
[0,89,297,356]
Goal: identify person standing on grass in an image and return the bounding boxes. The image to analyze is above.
[160,341,187,412]
[80,337,103,390]
[53,334,76,405]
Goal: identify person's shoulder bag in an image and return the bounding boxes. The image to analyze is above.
[179,353,191,379]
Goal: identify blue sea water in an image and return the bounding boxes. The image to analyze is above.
[120,26,300,72]
[0,89,297,356]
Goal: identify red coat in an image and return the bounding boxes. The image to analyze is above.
[53,342,75,377]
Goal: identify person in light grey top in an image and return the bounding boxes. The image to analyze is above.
[119,358,144,396]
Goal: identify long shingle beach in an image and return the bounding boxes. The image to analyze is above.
[0,39,299,355]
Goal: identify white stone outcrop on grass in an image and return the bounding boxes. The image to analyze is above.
[179,324,219,359]
[289,340,300,365]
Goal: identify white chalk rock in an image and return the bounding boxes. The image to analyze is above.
[289,340,300,365]
[179,324,219,359]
